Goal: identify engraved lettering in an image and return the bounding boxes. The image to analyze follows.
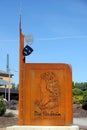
[34,111,61,117]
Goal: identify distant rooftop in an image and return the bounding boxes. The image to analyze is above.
[0,70,13,77]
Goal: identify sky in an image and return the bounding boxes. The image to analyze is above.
[0,0,87,84]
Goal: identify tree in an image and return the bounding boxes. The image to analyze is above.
[73,88,83,96]
[12,83,16,89]
[82,90,87,110]
[73,88,83,104]
[16,84,19,91]
[72,81,75,89]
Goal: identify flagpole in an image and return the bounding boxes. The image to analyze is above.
[18,12,25,125]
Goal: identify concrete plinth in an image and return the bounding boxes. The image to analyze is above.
[6,126,79,130]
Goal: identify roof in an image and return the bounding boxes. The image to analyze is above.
[0,79,9,85]
[0,70,13,77]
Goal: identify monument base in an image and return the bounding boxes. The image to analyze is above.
[6,125,79,130]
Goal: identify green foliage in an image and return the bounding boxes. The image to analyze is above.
[72,81,75,88]
[73,88,83,96]
[0,96,6,116]
[73,95,83,104]
[74,82,87,90]
[82,90,87,106]
[73,87,83,104]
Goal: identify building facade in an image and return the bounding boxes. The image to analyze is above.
[0,70,13,88]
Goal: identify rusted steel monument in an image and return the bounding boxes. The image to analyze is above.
[18,18,73,126]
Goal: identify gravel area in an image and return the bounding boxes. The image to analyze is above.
[0,117,18,128]
[0,104,87,130]
[73,104,87,118]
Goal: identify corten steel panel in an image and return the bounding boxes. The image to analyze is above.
[18,63,73,126]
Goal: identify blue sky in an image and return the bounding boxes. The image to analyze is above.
[0,0,87,84]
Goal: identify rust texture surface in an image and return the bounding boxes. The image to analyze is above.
[19,63,73,126]
[19,26,73,126]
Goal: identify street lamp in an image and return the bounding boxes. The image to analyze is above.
[7,54,18,104]
[5,85,6,99]
[8,68,11,103]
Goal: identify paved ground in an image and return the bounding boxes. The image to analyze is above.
[73,118,87,129]
[73,118,87,126]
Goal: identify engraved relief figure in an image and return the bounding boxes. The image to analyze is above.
[35,71,60,114]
